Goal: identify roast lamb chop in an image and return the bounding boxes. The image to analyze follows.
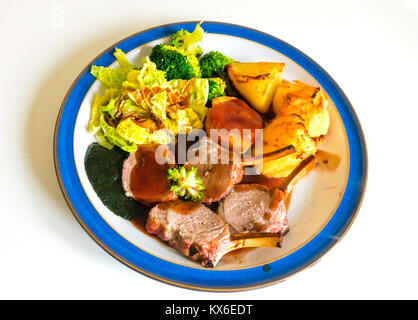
[122,145,177,206]
[146,200,282,267]
[219,155,317,236]
[185,137,295,204]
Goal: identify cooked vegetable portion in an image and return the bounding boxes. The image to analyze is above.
[207,78,226,104]
[167,166,205,201]
[89,49,209,152]
[182,78,209,122]
[100,111,137,153]
[227,62,284,114]
[273,80,330,139]
[90,48,133,89]
[150,44,201,80]
[149,24,205,80]
[261,115,317,178]
[200,51,234,78]
[85,143,145,220]
[122,56,167,90]
[170,22,204,57]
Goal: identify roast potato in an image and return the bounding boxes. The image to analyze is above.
[260,115,317,178]
[273,80,330,139]
[227,62,285,114]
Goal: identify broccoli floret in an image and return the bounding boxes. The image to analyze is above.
[171,30,187,47]
[150,44,201,81]
[207,78,226,105]
[210,69,242,99]
[171,23,204,57]
[199,51,234,78]
[167,166,205,201]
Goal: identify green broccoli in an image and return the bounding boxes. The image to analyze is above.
[207,78,226,105]
[199,51,234,78]
[167,166,205,201]
[150,44,201,81]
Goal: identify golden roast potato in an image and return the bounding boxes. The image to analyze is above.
[273,80,330,139]
[260,115,317,178]
[227,62,285,114]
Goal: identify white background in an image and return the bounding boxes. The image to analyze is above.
[1,0,417,299]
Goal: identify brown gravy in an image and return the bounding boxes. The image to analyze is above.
[131,213,164,244]
[129,146,174,205]
[210,98,263,133]
[316,150,341,171]
[206,97,263,151]
[240,174,285,190]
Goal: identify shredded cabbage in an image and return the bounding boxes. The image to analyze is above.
[151,91,168,119]
[168,79,188,92]
[100,113,137,153]
[116,118,175,146]
[116,118,150,145]
[148,90,203,134]
[88,95,102,135]
[183,22,205,52]
[113,48,133,73]
[91,48,133,88]
[88,48,210,152]
[122,57,167,90]
[170,109,190,134]
[150,129,175,145]
[100,98,117,119]
[91,66,126,89]
[171,22,205,57]
[184,108,203,129]
[120,98,149,119]
[184,78,209,122]
[95,130,114,150]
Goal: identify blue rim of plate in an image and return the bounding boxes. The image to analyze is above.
[54,21,367,291]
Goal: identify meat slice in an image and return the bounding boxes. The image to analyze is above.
[218,184,289,235]
[185,137,244,204]
[122,145,177,206]
[146,200,231,267]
